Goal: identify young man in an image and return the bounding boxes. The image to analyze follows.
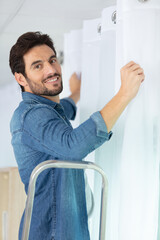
[9,31,144,240]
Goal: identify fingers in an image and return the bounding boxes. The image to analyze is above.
[139,73,145,83]
[130,64,144,76]
[135,69,145,83]
[130,64,141,71]
[119,61,146,101]
[124,61,135,68]
[125,62,142,72]
[123,61,144,79]
[121,61,139,73]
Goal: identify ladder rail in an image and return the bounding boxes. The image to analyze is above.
[21,160,108,240]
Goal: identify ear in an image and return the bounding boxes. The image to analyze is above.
[14,72,28,88]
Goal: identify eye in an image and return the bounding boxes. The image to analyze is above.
[50,58,56,64]
[35,64,42,69]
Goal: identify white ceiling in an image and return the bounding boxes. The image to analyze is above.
[0,0,116,86]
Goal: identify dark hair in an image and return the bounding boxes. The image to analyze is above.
[9,31,57,91]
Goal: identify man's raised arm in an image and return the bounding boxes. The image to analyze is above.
[100,61,145,132]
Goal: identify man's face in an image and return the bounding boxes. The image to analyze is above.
[23,44,63,99]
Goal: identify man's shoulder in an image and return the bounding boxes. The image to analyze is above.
[14,99,56,115]
[10,100,57,133]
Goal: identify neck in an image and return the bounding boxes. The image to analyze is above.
[41,94,60,103]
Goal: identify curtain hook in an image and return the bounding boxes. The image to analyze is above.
[57,51,64,65]
[138,0,149,2]
[97,23,101,34]
[111,11,116,24]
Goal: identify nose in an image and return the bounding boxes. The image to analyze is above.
[43,62,56,76]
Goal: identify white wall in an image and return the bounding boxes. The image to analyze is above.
[0,81,21,167]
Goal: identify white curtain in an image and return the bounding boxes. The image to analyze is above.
[63,29,82,95]
[63,29,83,127]
[93,6,118,240]
[63,2,160,239]
[80,18,101,122]
[115,1,160,240]
[80,17,102,239]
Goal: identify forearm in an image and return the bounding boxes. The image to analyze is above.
[69,90,80,104]
[100,89,130,132]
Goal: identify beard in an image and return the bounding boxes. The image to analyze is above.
[25,74,63,96]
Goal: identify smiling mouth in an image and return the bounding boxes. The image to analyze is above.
[44,76,59,83]
[47,77,58,83]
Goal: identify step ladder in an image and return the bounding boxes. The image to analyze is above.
[21,160,108,240]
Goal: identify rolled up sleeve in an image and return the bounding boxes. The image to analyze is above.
[90,111,113,140]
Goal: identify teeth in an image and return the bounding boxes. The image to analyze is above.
[47,77,58,83]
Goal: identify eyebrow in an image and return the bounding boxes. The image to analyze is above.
[31,60,42,68]
[30,55,57,68]
[49,55,57,61]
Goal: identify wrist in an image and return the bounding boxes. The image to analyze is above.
[117,87,132,105]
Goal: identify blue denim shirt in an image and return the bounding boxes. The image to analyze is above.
[10,92,112,240]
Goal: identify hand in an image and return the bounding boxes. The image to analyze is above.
[69,72,81,94]
[69,72,81,104]
[100,61,145,132]
[119,61,145,102]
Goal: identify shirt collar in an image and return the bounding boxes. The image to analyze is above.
[22,92,58,108]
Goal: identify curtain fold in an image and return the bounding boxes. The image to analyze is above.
[95,6,118,240]
[80,17,101,239]
[63,29,83,127]
[116,1,160,239]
